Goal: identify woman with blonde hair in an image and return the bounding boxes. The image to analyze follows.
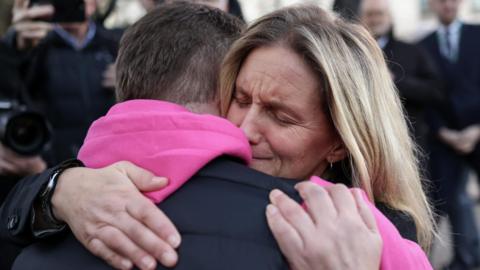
[220,3,435,251]
[215,4,435,269]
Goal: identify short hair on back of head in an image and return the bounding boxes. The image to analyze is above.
[115,2,244,104]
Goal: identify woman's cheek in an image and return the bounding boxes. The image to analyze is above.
[226,106,244,127]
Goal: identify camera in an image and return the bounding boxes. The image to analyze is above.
[30,0,86,23]
[0,100,51,156]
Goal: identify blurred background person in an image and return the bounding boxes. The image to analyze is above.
[419,0,480,269]
[359,0,444,167]
[333,0,361,20]
[1,1,120,267]
[3,0,120,166]
[0,37,47,270]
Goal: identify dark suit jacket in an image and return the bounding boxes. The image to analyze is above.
[419,24,480,131]
[382,34,443,149]
[2,159,418,270]
[12,158,298,270]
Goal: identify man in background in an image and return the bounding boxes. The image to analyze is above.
[420,0,480,269]
[360,0,443,159]
[2,0,119,166]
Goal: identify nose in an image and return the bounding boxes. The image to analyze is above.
[239,106,262,146]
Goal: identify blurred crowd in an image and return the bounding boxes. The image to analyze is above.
[0,0,479,269]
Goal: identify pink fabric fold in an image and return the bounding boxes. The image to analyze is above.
[78,100,251,202]
[78,99,432,270]
[310,177,433,270]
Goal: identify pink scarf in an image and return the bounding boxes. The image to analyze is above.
[78,100,432,270]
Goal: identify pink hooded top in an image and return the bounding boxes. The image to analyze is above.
[78,100,433,270]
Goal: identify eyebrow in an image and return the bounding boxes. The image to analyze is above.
[234,86,249,97]
[235,85,303,121]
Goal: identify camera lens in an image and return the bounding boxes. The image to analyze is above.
[5,113,49,155]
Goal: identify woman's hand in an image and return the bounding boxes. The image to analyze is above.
[51,161,181,270]
[266,182,382,270]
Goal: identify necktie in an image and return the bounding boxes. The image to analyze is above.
[445,28,453,61]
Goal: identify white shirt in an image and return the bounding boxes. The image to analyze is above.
[376,36,390,49]
[437,20,462,62]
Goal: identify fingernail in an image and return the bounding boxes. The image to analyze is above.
[153,177,168,186]
[161,251,177,266]
[353,188,365,201]
[266,204,278,216]
[141,256,156,269]
[121,259,132,269]
[269,189,282,202]
[167,235,181,248]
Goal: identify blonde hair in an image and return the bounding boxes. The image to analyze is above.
[219,4,435,250]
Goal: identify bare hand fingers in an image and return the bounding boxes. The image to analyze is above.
[0,159,22,175]
[295,182,336,224]
[116,211,178,267]
[13,5,54,23]
[326,184,358,217]
[352,188,378,232]
[113,161,168,192]
[15,21,53,31]
[126,198,181,249]
[269,189,315,235]
[94,226,156,270]
[14,0,29,10]
[88,238,133,270]
[266,204,304,255]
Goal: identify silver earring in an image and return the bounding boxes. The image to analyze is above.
[329,161,333,169]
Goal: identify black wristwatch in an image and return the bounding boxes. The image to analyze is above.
[32,159,84,238]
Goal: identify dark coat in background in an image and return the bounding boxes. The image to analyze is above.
[382,33,444,151]
[419,23,480,269]
[4,24,119,166]
[0,39,27,270]
[420,24,480,131]
[333,0,361,20]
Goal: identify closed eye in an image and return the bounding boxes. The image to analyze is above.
[233,95,251,108]
[267,107,296,126]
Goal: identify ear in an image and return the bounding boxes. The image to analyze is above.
[327,142,348,163]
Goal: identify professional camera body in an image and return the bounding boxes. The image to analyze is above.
[0,100,51,156]
[30,0,86,23]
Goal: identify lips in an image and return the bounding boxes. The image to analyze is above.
[253,157,272,160]
[252,147,273,160]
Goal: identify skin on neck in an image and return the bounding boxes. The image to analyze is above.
[185,101,220,115]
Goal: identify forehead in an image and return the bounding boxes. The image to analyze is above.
[236,45,320,100]
[361,0,390,12]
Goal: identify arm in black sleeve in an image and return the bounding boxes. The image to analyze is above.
[0,159,83,247]
[0,168,56,246]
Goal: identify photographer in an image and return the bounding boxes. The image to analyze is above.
[0,40,46,202]
[0,39,47,270]
[3,0,119,166]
